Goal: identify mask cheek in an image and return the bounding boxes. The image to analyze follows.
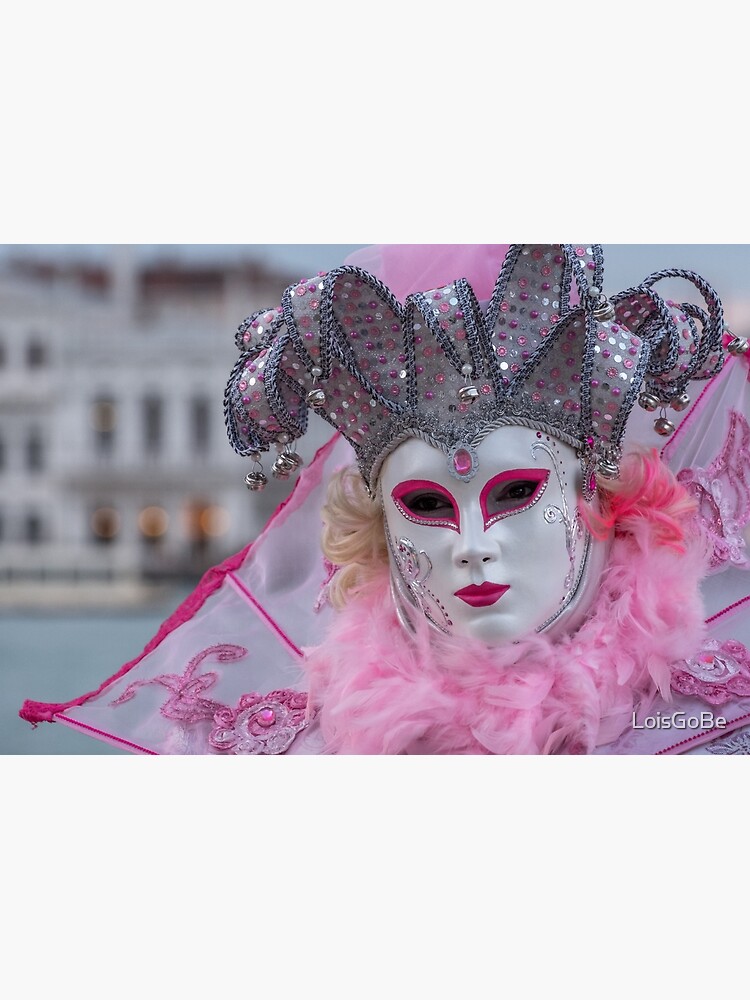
[483,512,567,616]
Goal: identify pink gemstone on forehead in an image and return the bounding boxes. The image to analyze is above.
[453,449,473,476]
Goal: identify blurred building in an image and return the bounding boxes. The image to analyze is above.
[0,246,325,605]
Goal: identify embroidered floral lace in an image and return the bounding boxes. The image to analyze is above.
[677,409,750,573]
[110,644,310,755]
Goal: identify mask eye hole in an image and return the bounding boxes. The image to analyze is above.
[391,480,459,531]
[481,469,549,529]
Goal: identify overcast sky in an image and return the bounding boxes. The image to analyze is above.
[4,243,750,326]
[0,243,368,276]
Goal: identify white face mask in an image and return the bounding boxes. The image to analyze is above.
[379,426,608,644]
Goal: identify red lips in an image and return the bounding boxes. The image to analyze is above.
[454,583,510,607]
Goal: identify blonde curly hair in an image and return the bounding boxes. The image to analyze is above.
[321,466,389,608]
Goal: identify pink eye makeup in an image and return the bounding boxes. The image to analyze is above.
[480,469,549,529]
[391,479,460,531]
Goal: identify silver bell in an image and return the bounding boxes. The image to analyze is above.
[272,459,292,480]
[272,452,301,480]
[597,459,620,480]
[457,384,480,405]
[244,471,268,491]
[726,336,750,357]
[671,392,691,412]
[306,388,327,408]
[654,417,675,437]
[638,391,661,412]
[593,295,616,322]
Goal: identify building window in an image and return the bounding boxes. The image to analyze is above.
[27,339,47,368]
[0,340,6,368]
[143,396,163,454]
[26,430,44,472]
[0,435,4,472]
[191,397,210,454]
[91,506,120,545]
[90,397,117,456]
[138,505,169,544]
[25,513,43,544]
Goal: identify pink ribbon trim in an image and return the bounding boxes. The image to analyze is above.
[226,574,303,659]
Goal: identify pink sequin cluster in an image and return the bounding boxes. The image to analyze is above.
[672,638,750,706]
[209,690,309,755]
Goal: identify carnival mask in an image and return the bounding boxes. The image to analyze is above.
[380,425,609,644]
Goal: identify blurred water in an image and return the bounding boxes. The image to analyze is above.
[1,589,191,754]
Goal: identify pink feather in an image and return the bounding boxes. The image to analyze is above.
[304,466,710,755]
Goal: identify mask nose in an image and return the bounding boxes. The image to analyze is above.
[453,511,498,569]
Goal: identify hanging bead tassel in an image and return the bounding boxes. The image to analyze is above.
[653,408,675,437]
[638,391,660,412]
[596,455,620,480]
[457,363,479,405]
[726,335,749,357]
[591,286,616,322]
[244,450,268,491]
[271,433,303,480]
[306,366,327,408]
[670,391,691,412]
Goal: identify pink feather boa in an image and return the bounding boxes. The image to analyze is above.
[304,493,710,755]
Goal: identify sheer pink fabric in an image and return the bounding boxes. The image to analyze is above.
[344,245,512,303]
